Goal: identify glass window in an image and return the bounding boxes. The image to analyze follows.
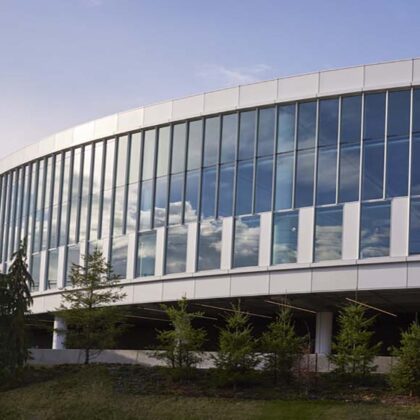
[154,177,168,228]
[360,201,390,259]
[103,140,115,191]
[128,132,142,184]
[277,104,295,153]
[184,170,199,223]
[30,253,41,290]
[233,215,260,268]
[297,101,316,150]
[341,95,361,143]
[411,134,420,196]
[47,249,59,289]
[197,219,222,271]
[168,173,184,225]
[136,231,156,277]
[386,137,409,198]
[314,206,343,262]
[255,157,273,213]
[218,163,234,217]
[90,142,104,240]
[362,139,384,200]
[111,236,127,279]
[220,114,237,163]
[257,107,275,156]
[410,198,420,255]
[171,123,187,174]
[156,127,170,177]
[339,143,360,203]
[275,153,294,210]
[238,110,256,160]
[113,185,125,235]
[388,90,410,138]
[203,117,220,167]
[414,89,420,134]
[116,135,128,187]
[316,147,337,205]
[165,225,188,274]
[65,245,80,287]
[235,159,254,216]
[201,166,216,220]
[318,98,338,147]
[126,182,139,232]
[139,180,153,231]
[142,130,155,181]
[187,120,203,170]
[272,211,298,264]
[295,149,314,208]
[364,93,385,141]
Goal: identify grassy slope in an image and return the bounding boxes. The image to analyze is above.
[0,367,419,420]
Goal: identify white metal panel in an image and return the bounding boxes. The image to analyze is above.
[172,94,204,120]
[312,266,357,292]
[143,101,172,127]
[258,212,272,267]
[117,108,144,133]
[269,269,311,294]
[277,73,319,102]
[358,263,407,289]
[204,87,239,114]
[221,217,233,270]
[55,128,74,150]
[126,232,137,280]
[162,279,195,301]
[297,207,314,263]
[73,122,95,145]
[319,67,364,95]
[94,114,118,139]
[194,275,230,299]
[154,227,165,276]
[413,59,420,84]
[30,296,44,314]
[39,250,47,292]
[230,272,269,296]
[407,262,420,287]
[342,202,360,260]
[391,197,409,257]
[57,246,66,289]
[118,284,134,305]
[364,60,413,89]
[43,294,63,312]
[132,281,163,303]
[186,222,198,273]
[39,135,56,157]
[239,80,277,108]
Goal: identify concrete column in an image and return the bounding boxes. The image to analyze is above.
[315,312,333,355]
[52,316,67,350]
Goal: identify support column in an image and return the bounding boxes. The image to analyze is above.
[52,316,67,350]
[315,312,333,355]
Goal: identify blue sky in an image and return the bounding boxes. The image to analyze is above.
[1,0,420,158]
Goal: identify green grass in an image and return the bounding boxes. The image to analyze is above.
[0,366,419,420]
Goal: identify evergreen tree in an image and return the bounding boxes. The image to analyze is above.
[329,303,381,380]
[261,307,307,384]
[390,321,420,396]
[56,248,126,364]
[155,297,206,371]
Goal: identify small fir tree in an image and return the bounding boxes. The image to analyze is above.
[330,303,381,380]
[390,321,420,396]
[155,297,206,371]
[214,303,258,379]
[261,307,307,384]
[57,248,126,364]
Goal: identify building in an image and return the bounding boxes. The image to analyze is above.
[2,58,420,353]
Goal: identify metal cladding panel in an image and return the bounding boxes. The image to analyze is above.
[297,207,314,263]
[55,128,74,150]
[259,212,272,267]
[94,114,118,139]
[358,263,407,290]
[154,227,165,277]
[126,233,136,280]
[143,101,172,127]
[194,276,230,299]
[220,217,233,270]
[172,94,204,120]
[186,222,198,274]
[39,135,56,157]
[413,58,420,84]
[312,266,357,292]
[269,269,311,294]
[239,80,277,108]
[132,281,163,304]
[162,278,195,301]
[57,246,66,289]
[117,108,144,133]
[407,262,420,287]
[230,272,269,296]
[277,73,319,102]
[391,197,409,257]
[204,87,239,114]
[364,60,413,89]
[342,202,360,260]
[73,122,95,145]
[319,67,364,96]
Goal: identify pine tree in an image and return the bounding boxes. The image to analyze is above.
[155,296,206,372]
[329,303,381,380]
[390,321,420,396]
[261,307,307,384]
[56,248,126,364]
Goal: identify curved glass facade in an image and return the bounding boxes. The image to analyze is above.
[2,87,420,291]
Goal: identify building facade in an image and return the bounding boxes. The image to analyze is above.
[2,58,420,352]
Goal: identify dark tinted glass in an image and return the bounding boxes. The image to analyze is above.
[318,99,338,147]
[235,159,254,215]
[171,123,186,174]
[295,149,314,207]
[364,93,385,140]
[257,107,275,156]
[184,170,200,223]
[238,111,256,160]
[277,104,295,153]
[362,140,384,200]
[314,206,342,262]
[272,211,298,264]
[255,157,273,213]
[409,198,420,255]
[388,90,410,138]
[187,120,203,170]
[275,153,293,210]
[136,231,156,277]
[139,180,153,231]
[154,176,168,228]
[360,201,390,259]
[111,236,127,278]
[165,225,187,274]
[340,95,361,143]
[203,117,220,167]
[297,102,316,150]
[218,163,234,217]
[316,146,337,205]
[339,143,360,202]
[220,114,237,163]
[413,89,420,133]
[411,134,420,195]
[168,173,184,225]
[197,219,222,271]
[233,215,260,268]
[201,166,216,220]
[386,137,409,198]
